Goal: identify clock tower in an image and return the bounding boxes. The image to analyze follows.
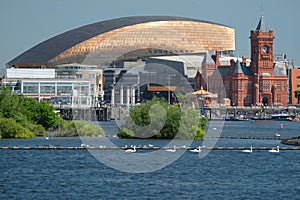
[250,15,275,76]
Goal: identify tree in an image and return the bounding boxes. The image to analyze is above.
[118,98,207,140]
[0,86,26,123]
[20,97,61,130]
[294,90,300,104]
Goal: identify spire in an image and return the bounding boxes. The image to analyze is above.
[256,15,268,32]
[202,51,215,65]
[234,59,243,74]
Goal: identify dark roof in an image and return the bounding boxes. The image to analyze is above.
[7,16,231,66]
[234,59,252,75]
[213,66,230,77]
[256,15,268,32]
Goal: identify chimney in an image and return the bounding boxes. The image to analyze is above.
[242,56,247,63]
[230,59,235,75]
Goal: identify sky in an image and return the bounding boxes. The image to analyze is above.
[0,0,299,74]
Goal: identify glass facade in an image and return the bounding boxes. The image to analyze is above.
[40,82,55,94]
[21,81,92,107]
[23,82,39,94]
[50,21,234,65]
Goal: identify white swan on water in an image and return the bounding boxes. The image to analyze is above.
[242,146,253,153]
[125,146,136,153]
[190,146,201,153]
[165,146,176,152]
[268,146,280,153]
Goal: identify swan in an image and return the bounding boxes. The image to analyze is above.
[125,146,136,153]
[268,146,280,153]
[242,146,253,153]
[275,133,281,137]
[165,146,176,152]
[80,144,90,148]
[190,146,201,153]
[45,137,49,140]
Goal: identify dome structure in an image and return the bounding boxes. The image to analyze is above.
[7,16,235,67]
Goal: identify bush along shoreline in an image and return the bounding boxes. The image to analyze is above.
[0,86,104,139]
[118,98,207,140]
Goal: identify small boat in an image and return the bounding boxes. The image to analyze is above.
[271,112,295,121]
[287,117,300,122]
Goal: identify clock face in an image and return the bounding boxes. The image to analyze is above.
[262,46,268,53]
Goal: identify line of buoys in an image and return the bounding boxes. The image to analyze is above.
[206,136,282,140]
[0,146,299,151]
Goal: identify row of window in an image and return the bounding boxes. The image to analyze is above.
[232,81,286,91]
[60,72,95,79]
[22,82,91,95]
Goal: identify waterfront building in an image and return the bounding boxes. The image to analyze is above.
[289,68,300,104]
[3,16,235,108]
[200,15,289,107]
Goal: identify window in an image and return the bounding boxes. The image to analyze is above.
[76,73,82,79]
[40,82,55,94]
[297,84,300,88]
[89,73,95,79]
[23,82,38,94]
[276,82,281,91]
[276,94,281,102]
[296,76,300,79]
[282,82,286,91]
[245,94,252,104]
[62,72,69,78]
[245,81,252,91]
[263,81,270,91]
[57,83,72,94]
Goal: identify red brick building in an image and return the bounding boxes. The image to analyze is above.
[290,68,300,104]
[199,15,288,107]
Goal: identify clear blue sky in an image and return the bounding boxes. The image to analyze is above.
[1,0,299,73]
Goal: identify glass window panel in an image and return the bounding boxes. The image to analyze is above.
[23,82,38,94]
[57,82,72,94]
[40,82,55,94]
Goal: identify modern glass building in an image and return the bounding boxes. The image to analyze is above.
[7,16,235,68]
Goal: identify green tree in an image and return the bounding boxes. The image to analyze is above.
[20,97,61,130]
[118,98,207,140]
[0,86,26,123]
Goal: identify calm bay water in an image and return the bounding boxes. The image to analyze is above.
[0,121,299,199]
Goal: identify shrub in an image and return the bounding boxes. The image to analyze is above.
[0,118,35,138]
[118,98,207,140]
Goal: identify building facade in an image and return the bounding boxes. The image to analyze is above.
[290,68,300,104]
[201,15,288,107]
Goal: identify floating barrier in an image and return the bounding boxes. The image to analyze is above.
[206,136,282,140]
[0,146,299,151]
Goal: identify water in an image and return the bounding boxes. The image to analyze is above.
[0,121,299,199]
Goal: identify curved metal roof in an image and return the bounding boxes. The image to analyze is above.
[7,16,232,66]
